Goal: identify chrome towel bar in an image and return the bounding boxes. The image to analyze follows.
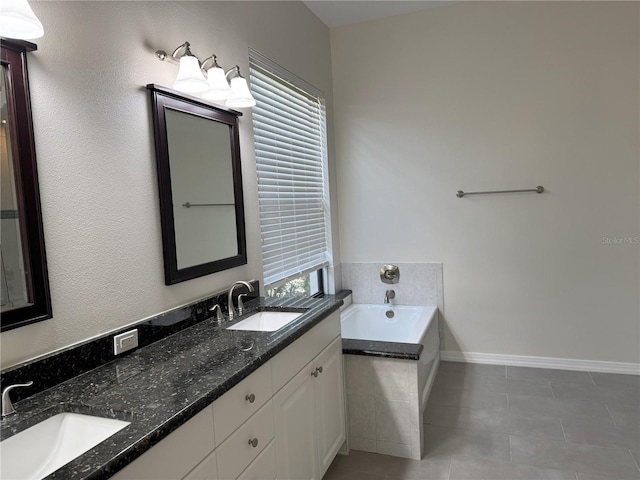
[182,202,235,208]
[456,186,544,198]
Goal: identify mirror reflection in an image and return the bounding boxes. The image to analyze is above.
[165,109,238,269]
[1,67,31,312]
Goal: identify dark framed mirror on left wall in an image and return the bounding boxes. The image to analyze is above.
[1,38,52,331]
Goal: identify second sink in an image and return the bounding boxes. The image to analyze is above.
[1,412,130,480]
[226,311,302,332]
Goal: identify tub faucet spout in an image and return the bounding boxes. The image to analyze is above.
[384,289,395,304]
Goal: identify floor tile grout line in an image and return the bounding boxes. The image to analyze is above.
[604,403,617,426]
[630,449,640,473]
[446,454,453,480]
[574,472,579,480]
[559,418,568,443]
[587,371,597,386]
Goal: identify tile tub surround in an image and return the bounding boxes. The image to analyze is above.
[342,262,445,347]
[325,361,640,480]
[341,263,444,310]
[345,339,440,460]
[0,295,343,480]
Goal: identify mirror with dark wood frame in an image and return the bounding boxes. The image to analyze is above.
[1,38,52,332]
[147,84,247,285]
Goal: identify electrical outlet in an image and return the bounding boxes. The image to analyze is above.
[113,329,139,355]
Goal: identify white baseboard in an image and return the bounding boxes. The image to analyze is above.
[440,350,640,375]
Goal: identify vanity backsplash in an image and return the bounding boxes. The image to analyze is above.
[0,281,259,403]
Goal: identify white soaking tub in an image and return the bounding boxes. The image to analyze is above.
[340,303,440,461]
[340,304,437,344]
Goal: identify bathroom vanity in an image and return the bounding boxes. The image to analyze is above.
[0,296,345,480]
[112,309,344,480]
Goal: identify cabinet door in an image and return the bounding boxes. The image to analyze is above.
[273,361,319,480]
[314,337,346,478]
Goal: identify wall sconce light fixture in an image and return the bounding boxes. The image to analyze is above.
[156,42,256,108]
[0,0,44,39]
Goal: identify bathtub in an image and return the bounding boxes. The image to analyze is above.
[340,303,440,460]
[340,304,437,344]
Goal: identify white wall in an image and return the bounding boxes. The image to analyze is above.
[1,1,336,368]
[332,2,639,363]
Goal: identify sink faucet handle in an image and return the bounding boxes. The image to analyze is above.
[2,381,34,418]
[209,304,224,323]
[237,294,248,316]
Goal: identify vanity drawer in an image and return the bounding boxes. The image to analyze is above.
[216,400,274,480]
[272,310,340,392]
[236,439,276,480]
[183,450,218,480]
[213,360,272,444]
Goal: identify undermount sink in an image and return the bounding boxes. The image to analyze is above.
[226,311,302,332]
[0,412,130,480]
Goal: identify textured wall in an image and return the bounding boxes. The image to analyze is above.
[1,1,335,368]
[332,2,639,363]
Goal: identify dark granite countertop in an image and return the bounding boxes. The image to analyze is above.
[341,338,423,360]
[0,296,343,480]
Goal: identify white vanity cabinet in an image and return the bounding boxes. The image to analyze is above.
[111,407,218,480]
[273,360,319,480]
[110,310,344,480]
[313,337,346,476]
[272,318,346,480]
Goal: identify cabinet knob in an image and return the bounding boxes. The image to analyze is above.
[311,369,318,378]
[245,393,256,403]
[248,438,259,448]
[317,366,323,374]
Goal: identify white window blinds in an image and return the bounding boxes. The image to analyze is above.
[249,50,331,288]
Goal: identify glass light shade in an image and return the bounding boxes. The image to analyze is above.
[202,66,232,101]
[226,76,256,108]
[0,0,44,39]
[173,55,208,93]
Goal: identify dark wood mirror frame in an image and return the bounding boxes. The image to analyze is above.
[1,39,52,332]
[147,84,247,285]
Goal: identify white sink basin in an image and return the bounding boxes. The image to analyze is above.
[0,412,130,480]
[227,311,302,332]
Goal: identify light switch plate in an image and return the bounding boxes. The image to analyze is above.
[113,329,139,355]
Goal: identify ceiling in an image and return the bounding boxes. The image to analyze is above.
[302,1,458,29]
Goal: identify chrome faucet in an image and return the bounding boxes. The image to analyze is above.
[384,289,395,304]
[2,381,33,418]
[228,281,254,319]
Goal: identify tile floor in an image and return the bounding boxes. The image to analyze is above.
[324,361,640,480]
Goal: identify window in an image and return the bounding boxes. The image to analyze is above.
[249,49,331,297]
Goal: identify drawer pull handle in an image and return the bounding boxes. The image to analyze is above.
[248,438,259,448]
[245,393,256,403]
[311,369,318,378]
